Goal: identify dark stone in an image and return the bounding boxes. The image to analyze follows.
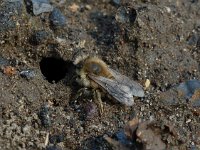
[115,130,133,146]
[115,6,137,24]
[187,33,200,47]
[49,8,66,29]
[29,30,49,45]
[49,134,64,144]
[38,105,51,128]
[111,0,121,6]
[0,56,10,66]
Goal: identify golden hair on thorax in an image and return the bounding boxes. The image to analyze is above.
[82,57,113,78]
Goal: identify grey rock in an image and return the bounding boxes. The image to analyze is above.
[49,134,64,144]
[49,8,66,29]
[115,6,137,24]
[20,70,36,80]
[38,105,51,128]
[0,56,10,66]
[31,0,53,15]
[187,33,200,47]
[115,130,133,146]
[112,0,120,6]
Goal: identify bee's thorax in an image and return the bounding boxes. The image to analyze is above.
[83,57,113,79]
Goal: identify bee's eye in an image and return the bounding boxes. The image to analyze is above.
[90,63,101,74]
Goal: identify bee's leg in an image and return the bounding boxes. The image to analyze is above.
[75,88,87,100]
[93,89,104,115]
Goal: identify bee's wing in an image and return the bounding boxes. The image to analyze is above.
[108,68,144,97]
[89,75,135,106]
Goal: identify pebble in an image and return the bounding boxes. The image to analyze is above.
[186,119,192,123]
[68,3,79,12]
[49,8,67,29]
[187,32,200,47]
[0,56,10,66]
[3,66,17,76]
[22,125,31,134]
[29,30,49,45]
[160,80,200,107]
[115,130,133,146]
[85,5,92,10]
[145,79,151,89]
[20,70,35,80]
[38,105,51,128]
[112,0,120,6]
[49,134,64,144]
[66,115,71,120]
[115,6,137,24]
[31,0,53,15]
[75,126,84,134]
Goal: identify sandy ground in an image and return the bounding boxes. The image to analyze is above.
[0,0,200,149]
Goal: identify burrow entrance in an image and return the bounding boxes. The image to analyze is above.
[40,57,75,83]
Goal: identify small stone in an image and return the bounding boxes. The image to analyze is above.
[111,0,120,6]
[115,130,133,146]
[49,8,67,29]
[31,0,53,15]
[3,66,16,76]
[75,126,84,134]
[186,119,191,123]
[55,37,66,45]
[29,30,49,45]
[38,104,51,128]
[20,70,35,80]
[68,3,79,12]
[85,5,92,10]
[49,134,64,144]
[0,56,10,66]
[22,125,31,134]
[145,79,151,89]
[66,116,71,120]
[115,6,137,24]
[187,33,200,47]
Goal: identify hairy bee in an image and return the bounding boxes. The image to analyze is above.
[75,56,144,113]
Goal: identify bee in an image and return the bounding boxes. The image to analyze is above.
[75,56,144,114]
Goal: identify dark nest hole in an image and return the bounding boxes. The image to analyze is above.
[40,57,75,83]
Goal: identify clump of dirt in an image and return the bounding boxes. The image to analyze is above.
[0,0,200,149]
[104,118,189,150]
